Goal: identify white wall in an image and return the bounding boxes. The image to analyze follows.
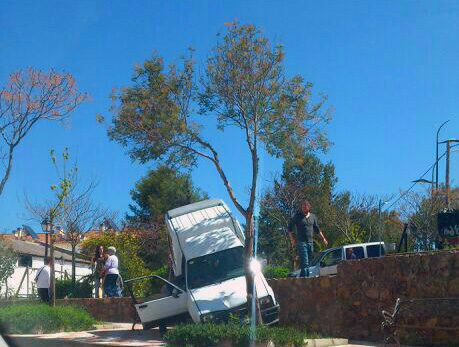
[1,256,92,298]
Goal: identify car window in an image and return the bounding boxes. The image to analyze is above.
[367,244,385,257]
[353,246,364,259]
[320,249,342,267]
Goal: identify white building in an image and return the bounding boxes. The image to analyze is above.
[1,239,92,298]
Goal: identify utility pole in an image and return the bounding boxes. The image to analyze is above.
[440,139,459,210]
[446,140,451,209]
[436,120,450,191]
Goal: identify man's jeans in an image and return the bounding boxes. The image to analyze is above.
[298,241,314,277]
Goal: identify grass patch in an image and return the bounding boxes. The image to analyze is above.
[0,304,97,334]
[164,322,318,347]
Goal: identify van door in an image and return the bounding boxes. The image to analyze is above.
[125,275,188,328]
[319,248,343,276]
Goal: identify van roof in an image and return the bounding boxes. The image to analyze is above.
[167,199,226,219]
[167,199,243,260]
[324,242,384,253]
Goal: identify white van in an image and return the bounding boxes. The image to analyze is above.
[289,242,386,278]
[126,199,279,330]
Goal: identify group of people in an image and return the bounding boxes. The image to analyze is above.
[34,244,122,302]
[92,245,123,298]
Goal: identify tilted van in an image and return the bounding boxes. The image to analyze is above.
[126,199,279,330]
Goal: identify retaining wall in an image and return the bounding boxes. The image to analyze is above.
[269,250,459,345]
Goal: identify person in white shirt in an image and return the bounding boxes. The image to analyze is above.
[100,246,121,297]
[34,257,51,302]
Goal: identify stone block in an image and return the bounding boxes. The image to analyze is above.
[447,277,459,296]
[365,287,379,300]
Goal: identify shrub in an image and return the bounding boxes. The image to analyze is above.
[56,275,93,299]
[263,265,291,279]
[0,304,97,334]
[165,322,313,347]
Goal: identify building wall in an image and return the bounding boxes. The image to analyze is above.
[1,256,92,298]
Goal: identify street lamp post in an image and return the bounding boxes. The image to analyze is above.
[41,218,49,259]
[42,215,56,306]
[378,199,387,243]
[436,120,450,190]
[439,139,459,209]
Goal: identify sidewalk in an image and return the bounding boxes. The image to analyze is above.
[6,323,166,347]
[5,323,388,347]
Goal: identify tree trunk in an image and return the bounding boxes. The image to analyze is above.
[244,212,262,324]
[0,145,14,197]
[71,243,76,291]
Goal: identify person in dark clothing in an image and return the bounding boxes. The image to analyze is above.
[288,200,328,277]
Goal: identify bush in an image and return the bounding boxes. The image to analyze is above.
[0,304,97,334]
[56,275,93,299]
[165,322,314,347]
[263,265,291,279]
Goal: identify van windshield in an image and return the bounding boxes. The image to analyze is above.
[187,246,245,289]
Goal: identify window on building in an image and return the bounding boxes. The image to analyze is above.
[18,255,32,267]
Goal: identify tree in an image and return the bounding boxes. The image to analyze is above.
[0,67,88,196]
[258,151,403,268]
[0,238,17,296]
[26,149,112,290]
[330,193,402,245]
[127,165,207,270]
[127,165,207,225]
[258,151,338,268]
[108,22,332,320]
[398,187,459,250]
[58,181,112,289]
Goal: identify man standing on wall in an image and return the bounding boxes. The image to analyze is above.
[288,200,328,277]
[34,257,51,302]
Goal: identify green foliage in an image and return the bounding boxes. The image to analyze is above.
[80,229,152,296]
[126,165,207,269]
[49,147,76,215]
[0,239,16,294]
[55,275,93,299]
[0,304,97,334]
[262,265,290,279]
[128,165,207,224]
[165,322,313,347]
[258,151,340,267]
[258,150,404,268]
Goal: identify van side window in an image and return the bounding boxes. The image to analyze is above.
[320,249,342,267]
[352,246,365,259]
[367,244,385,257]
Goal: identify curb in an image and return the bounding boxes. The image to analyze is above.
[305,338,349,347]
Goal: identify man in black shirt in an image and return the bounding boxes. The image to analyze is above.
[288,200,328,277]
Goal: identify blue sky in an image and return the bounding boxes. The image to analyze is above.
[0,1,458,233]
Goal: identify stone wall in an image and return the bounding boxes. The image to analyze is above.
[57,297,138,323]
[268,250,459,345]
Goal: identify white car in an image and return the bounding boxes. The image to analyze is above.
[126,199,280,330]
[289,241,386,278]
